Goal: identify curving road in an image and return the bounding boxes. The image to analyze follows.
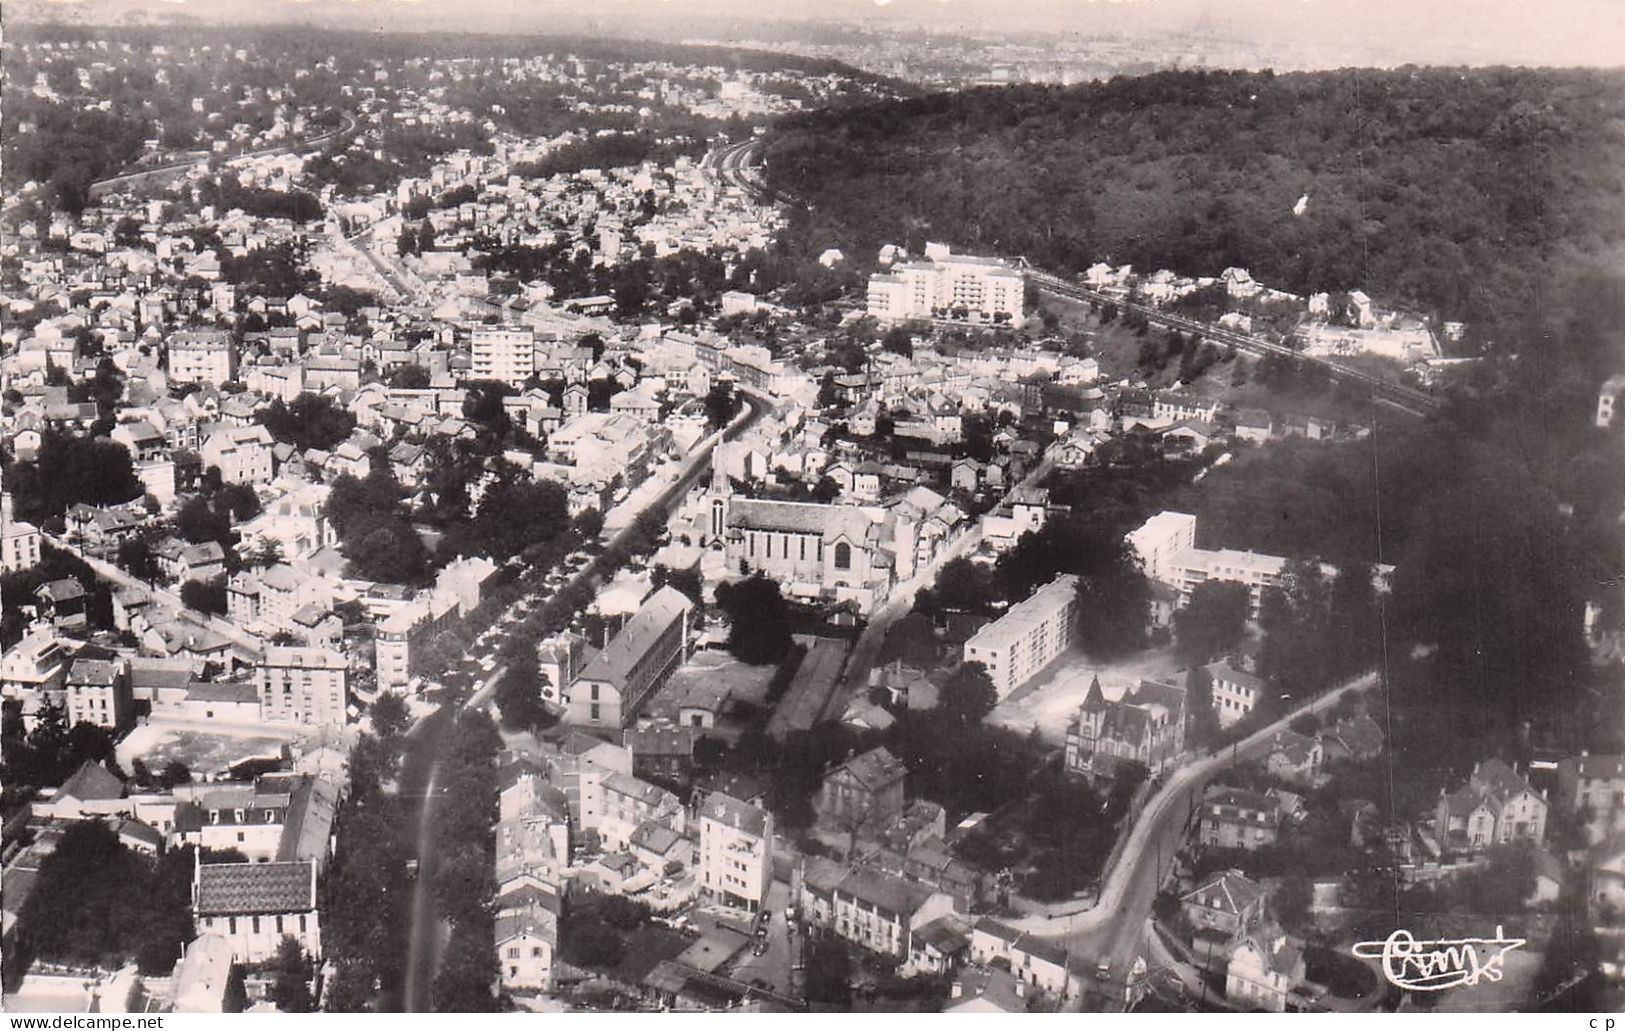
[1020,671,1380,1010]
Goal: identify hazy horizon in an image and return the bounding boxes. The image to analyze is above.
[10,0,1625,69]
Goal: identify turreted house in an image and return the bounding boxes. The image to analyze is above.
[1064,677,1187,784]
[1433,758,1548,853]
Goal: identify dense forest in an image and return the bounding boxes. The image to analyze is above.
[765,68,1625,370]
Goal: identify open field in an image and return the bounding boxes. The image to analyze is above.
[987,643,1186,744]
[116,720,316,776]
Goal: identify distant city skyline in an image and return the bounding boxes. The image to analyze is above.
[15,0,1625,70]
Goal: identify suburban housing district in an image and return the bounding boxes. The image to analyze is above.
[1,21,1622,1018]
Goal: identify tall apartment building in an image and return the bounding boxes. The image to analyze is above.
[256,646,349,726]
[167,329,237,386]
[866,244,1026,329]
[1128,511,1287,618]
[697,791,774,913]
[962,573,1079,698]
[563,587,693,728]
[470,326,537,387]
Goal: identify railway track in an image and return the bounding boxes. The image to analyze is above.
[1023,266,1440,417]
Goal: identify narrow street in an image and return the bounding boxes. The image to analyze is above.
[392,391,769,1009]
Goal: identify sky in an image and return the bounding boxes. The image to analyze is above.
[20,0,1625,68]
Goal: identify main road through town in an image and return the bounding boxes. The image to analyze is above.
[397,390,772,1010]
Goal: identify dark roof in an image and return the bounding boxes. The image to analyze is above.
[828,746,908,793]
[187,681,260,705]
[574,587,691,692]
[58,760,125,802]
[194,860,316,915]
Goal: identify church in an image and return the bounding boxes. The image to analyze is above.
[702,462,906,616]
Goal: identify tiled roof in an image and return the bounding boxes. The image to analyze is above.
[699,791,768,837]
[194,860,315,915]
[59,760,124,802]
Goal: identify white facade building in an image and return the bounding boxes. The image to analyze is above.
[697,791,773,913]
[256,646,349,726]
[470,326,537,387]
[167,330,237,386]
[962,574,1079,698]
[867,245,1025,328]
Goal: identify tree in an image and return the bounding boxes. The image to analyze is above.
[223,964,249,1013]
[117,538,160,581]
[1074,552,1152,659]
[1274,869,1314,931]
[370,692,410,740]
[494,652,552,733]
[431,922,499,1012]
[4,431,144,524]
[239,535,284,569]
[932,557,995,614]
[267,936,315,1012]
[804,939,853,1005]
[940,662,997,724]
[259,394,357,452]
[715,575,793,665]
[1173,580,1251,664]
[704,382,741,430]
[389,363,433,389]
[180,576,228,616]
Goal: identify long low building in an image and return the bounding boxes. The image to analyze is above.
[564,586,694,729]
[962,574,1079,698]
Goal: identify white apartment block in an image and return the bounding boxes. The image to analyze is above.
[256,646,349,726]
[867,244,1025,328]
[470,326,537,387]
[1128,511,1285,617]
[167,330,237,385]
[697,791,773,913]
[1205,661,1265,728]
[962,573,1079,698]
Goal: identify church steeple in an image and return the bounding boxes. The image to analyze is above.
[709,442,731,543]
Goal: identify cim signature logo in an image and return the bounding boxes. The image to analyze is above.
[1351,927,1527,992]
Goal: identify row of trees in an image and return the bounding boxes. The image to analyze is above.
[320,703,415,1010]
[428,709,505,1012]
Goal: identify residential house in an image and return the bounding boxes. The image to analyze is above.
[1064,677,1188,784]
[818,745,908,830]
[1557,753,1625,846]
[66,657,131,730]
[1205,661,1264,729]
[1262,730,1324,785]
[1199,787,1283,851]
[1226,933,1307,1013]
[1181,870,1266,941]
[801,860,956,962]
[201,425,274,486]
[1434,758,1549,853]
